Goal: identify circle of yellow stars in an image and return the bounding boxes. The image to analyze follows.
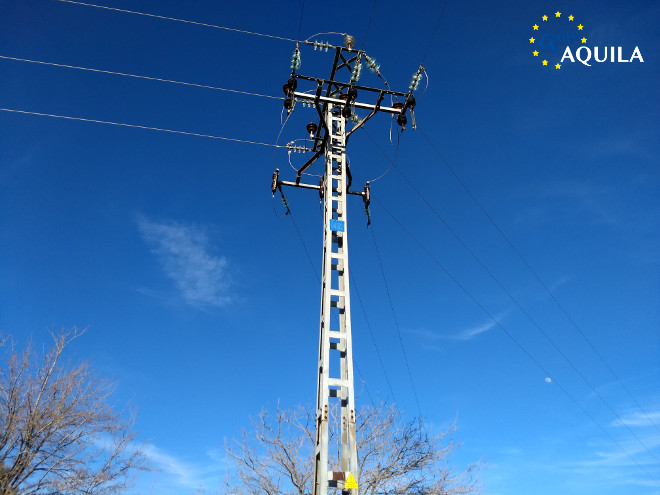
[529,12,586,69]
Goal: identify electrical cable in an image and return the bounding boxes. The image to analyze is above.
[368,225,422,417]
[272,195,281,219]
[403,0,659,464]
[360,0,378,50]
[273,107,383,406]
[420,128,660,435]
[350,271,397,403]
[0,55,284,101]
[45,0,657,468]
[421,0,450,65]
[365,2,659,461]
[274,105,320,178]
[274,111,295,172]
[419,67,430,96]
[367,127,400,183]
[296,0,306,42]
[364,128,660,462]
[287,211,320,284]
[368,219,433,494]
[286,142,323,177]
[274,113,389,408]
[354,362,376,406]
[57,0,298,43]
[0,108,290,148]
[372,195,659,482]
[284,209,377,407]
[357,114,429,432]
[303,32,348,43]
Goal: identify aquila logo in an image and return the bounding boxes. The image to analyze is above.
[528,11,644,69]
[560,46,644,66]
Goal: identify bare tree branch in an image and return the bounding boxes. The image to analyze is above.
[225,402,480,495]
[0,328,149,494]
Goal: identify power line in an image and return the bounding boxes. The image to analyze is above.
[0,55,283,101]
[368,223,431,479]
[0,107,289,148]
[407,7,658,461]
[287,210,320,283]
[58,0,298,43]
[369,225,422,416]
[367,129,400,183]
[281,197,396,404]
[353,118,425,420]
[350,271,398,403]
[363,128,659,462]
[418,128,660,436]
[361,0,378,50]
[283,209,381,407]
[421,0,450,64]
[354,361,376,407]
[296,0,306,42]
[372,195,658,482]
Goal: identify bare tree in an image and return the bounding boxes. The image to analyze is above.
[0,329,148,494]
[225,402,479,495]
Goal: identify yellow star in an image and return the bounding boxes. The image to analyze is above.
[555,11,561,17]
[542,60,548,66]
[555,63,561,69]
[581,37,587,43]
[533,50,539,56]
[533,24,539,30]
[529,37,535,43]
[578,24,584,30]
[542,15,548,21]
[568,15,574,21]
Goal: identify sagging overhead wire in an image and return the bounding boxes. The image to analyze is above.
[0,55,284,101]
[418,128,660,436]
[303,31,349,43]
[371,195,658,482]
[296,0,306,42]
[0,107,291,148]
[368,128,400,183]
[58,0,299,43]
[278,208,380,406]
[420,0,450,65]
[350,271,398,403]
[362,0,659,460]
[286,139,322,177]
[364,126,660,463]
[360,0,378,50]
[368,224,421,416]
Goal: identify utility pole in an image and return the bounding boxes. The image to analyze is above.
[272,35,420,495]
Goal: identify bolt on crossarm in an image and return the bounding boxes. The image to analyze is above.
[272,36,419,495]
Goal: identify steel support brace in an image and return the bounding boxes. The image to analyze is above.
[312,103,358,495]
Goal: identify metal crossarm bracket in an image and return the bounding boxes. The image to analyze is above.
[278,179,367,197]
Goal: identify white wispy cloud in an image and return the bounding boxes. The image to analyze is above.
[407,313,506,345]
[137,216,233,308]
[134,444,227,495]
[521,403,660,491]
[548,275,572,292]
[611,409,660,429]
[513,179,623,228]
[567,431,660,491]
[142,444,198,487]
[451,318,499,341]
[487,425,660,495]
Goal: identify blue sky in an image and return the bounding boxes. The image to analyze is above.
[1,1,658,494]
